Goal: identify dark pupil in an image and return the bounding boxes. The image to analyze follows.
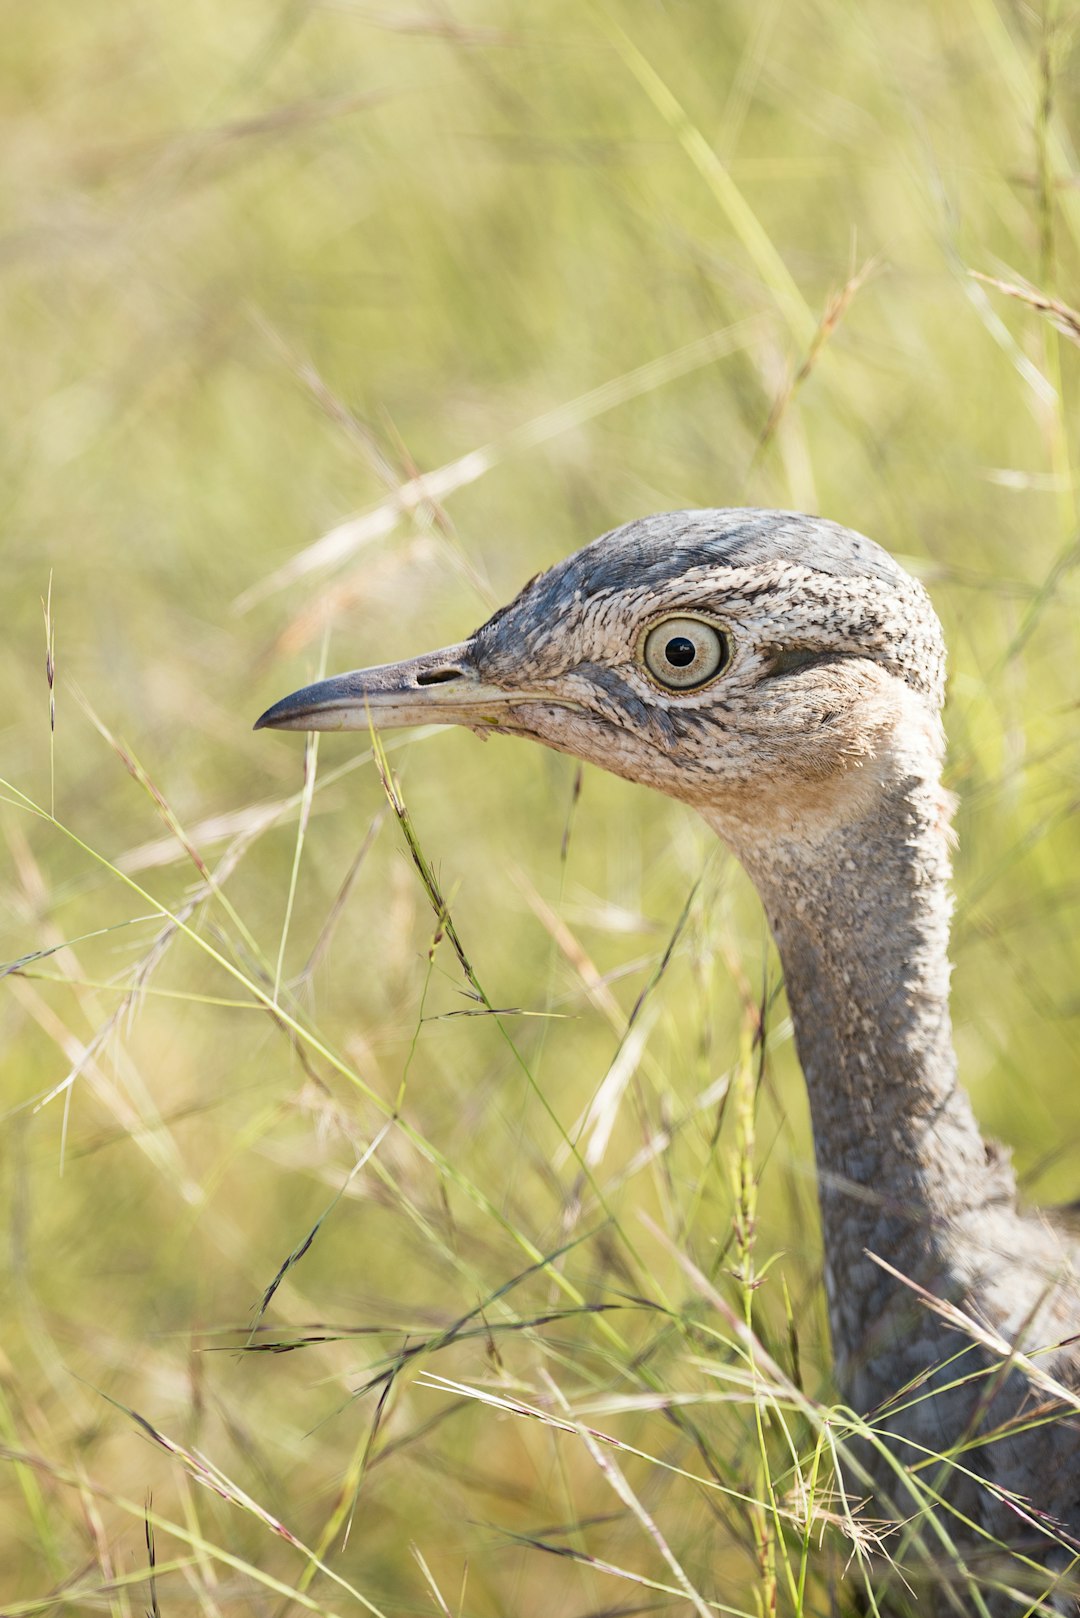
[665,636,696,668]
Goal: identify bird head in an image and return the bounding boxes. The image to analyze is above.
[255,510,947,849]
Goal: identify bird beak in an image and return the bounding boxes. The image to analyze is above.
[254,642,533,734]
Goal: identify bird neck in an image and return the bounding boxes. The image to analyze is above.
[703,730,1017,1400]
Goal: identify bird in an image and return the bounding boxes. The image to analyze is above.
[257,508,1080,1611]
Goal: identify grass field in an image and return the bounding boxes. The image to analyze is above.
[3,2,1080,1613]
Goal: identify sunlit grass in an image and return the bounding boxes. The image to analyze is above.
[2,1,1080,1614]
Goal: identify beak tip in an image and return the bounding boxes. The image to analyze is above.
[254,698,313,733]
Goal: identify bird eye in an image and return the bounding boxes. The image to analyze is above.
[641,616,730,691]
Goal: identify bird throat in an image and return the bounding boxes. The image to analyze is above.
[703,762,1012,1408]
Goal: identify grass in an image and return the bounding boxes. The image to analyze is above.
[2,0,1080,1613]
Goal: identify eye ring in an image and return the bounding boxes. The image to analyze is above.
[639,615,731,692]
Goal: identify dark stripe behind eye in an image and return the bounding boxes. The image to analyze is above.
[766,648,823,677]
[765,648,863,679]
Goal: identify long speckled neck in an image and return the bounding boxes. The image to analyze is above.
[706,757,1016,1410]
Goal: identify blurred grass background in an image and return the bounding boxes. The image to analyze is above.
[2,1,1080,1612]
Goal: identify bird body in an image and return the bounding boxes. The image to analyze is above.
[258,509,1080,1607]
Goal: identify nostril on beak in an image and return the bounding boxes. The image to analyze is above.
[415,667,465,686]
